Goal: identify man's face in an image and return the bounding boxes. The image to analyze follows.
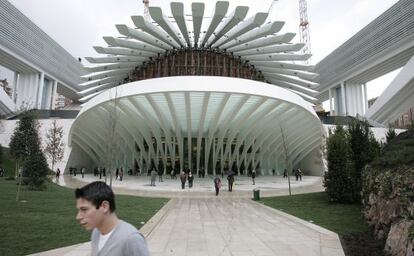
[76,198,106,231]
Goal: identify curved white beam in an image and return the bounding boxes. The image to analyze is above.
[201,1,229,47]
[149,7,185,47]
[116,24,172,50]
[191,2,205,47]
[171,2,191,47]
[212,12,268,48]
[206,6,249,47]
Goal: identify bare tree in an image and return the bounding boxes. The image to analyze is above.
[44,120,65,173]
[279,125,292,196]
[105,87,120,188]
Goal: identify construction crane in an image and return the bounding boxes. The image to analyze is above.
[268,0,311,63]
[143,0,150,21]
[299,0,311,63]
[268,0,278,15]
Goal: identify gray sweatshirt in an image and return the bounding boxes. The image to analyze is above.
[91,220,150,256]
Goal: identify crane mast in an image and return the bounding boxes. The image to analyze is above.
[298,0,311,63]
[143,0,150,21]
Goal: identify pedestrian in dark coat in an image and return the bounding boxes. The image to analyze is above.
[227,174,234,192]
[188,172,194,188]
[158,169,163,182]
[119,168,124,181]
[251,170,256,185]
[180,171,187,189]
[214,177,221,196]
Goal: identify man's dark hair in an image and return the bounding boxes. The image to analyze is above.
[75,181,116,212]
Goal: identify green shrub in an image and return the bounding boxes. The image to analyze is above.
[324,125,354,203]
[23,151,50,190]
[348,120,380,201]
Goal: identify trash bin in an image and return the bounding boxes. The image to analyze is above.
[253,189,260,201]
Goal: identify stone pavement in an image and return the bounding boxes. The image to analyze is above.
[29,175,345,256]
[58,174,325,198]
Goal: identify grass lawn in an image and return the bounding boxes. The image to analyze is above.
[0,178,169,256]
[260,192,369,235]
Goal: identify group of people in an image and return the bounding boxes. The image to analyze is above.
[179,169,194,189]
[283,168,304,181]
[212,173,236,196]
[69,166,86,178]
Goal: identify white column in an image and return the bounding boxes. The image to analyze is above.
[340,82,347,116]
[172,137,176,170]
[236,152,240,175]
[180,136,184,172]
[213,139,216,175]
[156,146,159,169]
[363,83,368,113]
[328,88,333,115]
[187,136,191,171]
[37,72,45,109]
[220,143,224,174]
[13,72,19,103]
[344,84,365,116]
[50,80,58,110]
[244,154,247,176]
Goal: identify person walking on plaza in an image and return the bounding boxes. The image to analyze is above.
[283,169,288,178]
[158,168,163,182]
[227,174,234,192]
[75,181,150,256]
[150,167,157,186]
[297,168,303,181]
[295,169,300,181]
[251,170,256,185]
[180,171,187,189]
[115,168,119,180]
[119,168,124,181]
[214,176,221,196]
[188,172,194,188]
[81,167,85,178]
[56,168,61,180]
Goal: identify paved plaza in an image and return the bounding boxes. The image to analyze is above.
[59,173,325,198]
[30,175,344,256]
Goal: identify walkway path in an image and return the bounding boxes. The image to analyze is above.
[30,175,345,256]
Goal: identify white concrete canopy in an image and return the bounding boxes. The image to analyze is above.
[79,1,318,103]
[69,76,323,175]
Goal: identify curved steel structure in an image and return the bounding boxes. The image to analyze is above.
[79,1,318,104]
[70,76,323,175]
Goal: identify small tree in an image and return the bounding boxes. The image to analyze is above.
[324,125,354,203]
[279,125,292,196]
[385,128,396,144]
[9,111,39,176]
[348,119,380,201]
[24,150,49,190]
[9,110,49,194]
[44,120,65,173]
[104,87,120,188]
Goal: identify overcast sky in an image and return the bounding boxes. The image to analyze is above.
[5,0,401,100]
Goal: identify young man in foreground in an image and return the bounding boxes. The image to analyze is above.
[75,181,150,256]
